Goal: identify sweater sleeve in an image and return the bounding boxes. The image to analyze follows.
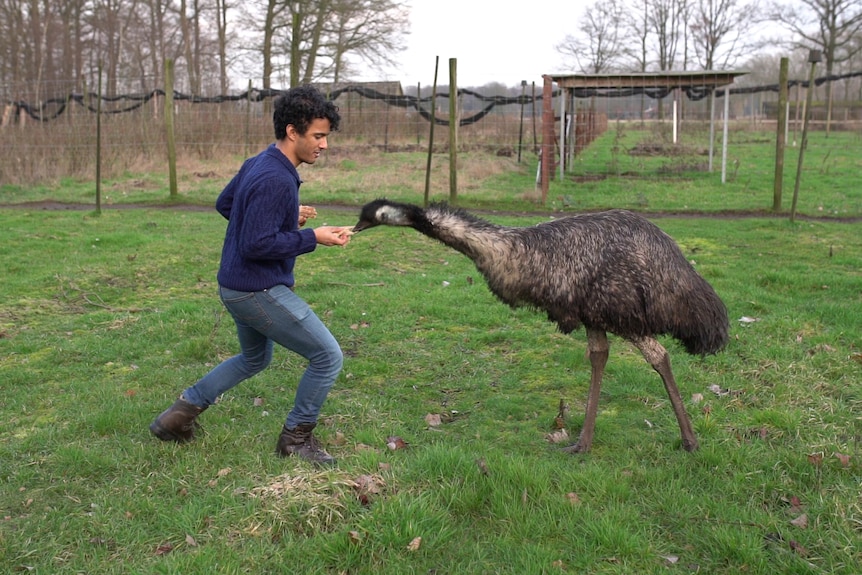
[234,177,317,260]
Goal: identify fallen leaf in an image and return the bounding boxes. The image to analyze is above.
[424,413,442,427]
[348,530,362,544]
[353,474,383,495]
[661,555,679,565]
[807,453,823,466]
[155,543,174,556]
[407,536,422,552]
[253,397,264,407]
[790,514,808,528]
[566,492,580,505]
[788,495,804,513]
[789,540,807,556]
[476,458,490,476]
[386,436,408,450]
[738,316,759,324]
[691,393,704,404]
[185,534,198,547]
[545,428,569,444]
[834,452,851,467]
[217,467,232,477]
[552,559,565,569]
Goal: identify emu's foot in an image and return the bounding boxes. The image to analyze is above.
[682,438,699,452]
[561,442,590,454]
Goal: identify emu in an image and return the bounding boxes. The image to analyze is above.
[352,199,729,453]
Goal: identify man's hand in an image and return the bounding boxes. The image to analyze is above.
[298,205,318,227]
[313,226,354,247]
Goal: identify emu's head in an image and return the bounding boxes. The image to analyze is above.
[352,199,416,232]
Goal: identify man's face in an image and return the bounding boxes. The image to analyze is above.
[288,118,331,166]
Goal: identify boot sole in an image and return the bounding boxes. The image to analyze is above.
[149,422,191,443]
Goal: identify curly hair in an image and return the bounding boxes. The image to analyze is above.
[272,85,341,140]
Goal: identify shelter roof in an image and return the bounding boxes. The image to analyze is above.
[546,71,747,90]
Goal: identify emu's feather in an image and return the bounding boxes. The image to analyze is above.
[353,199,730,453]
[354,200,729,355]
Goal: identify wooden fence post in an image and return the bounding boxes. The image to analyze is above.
[164,59,178,198]
[773,57,789,212]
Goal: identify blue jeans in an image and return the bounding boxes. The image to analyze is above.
[182,285,343,429]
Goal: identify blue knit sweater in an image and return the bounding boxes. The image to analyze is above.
[215,144,317,291]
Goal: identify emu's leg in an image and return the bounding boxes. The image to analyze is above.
[631,336,699,452]
[562,328,609,454]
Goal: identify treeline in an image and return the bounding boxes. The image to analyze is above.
[0,0,408,100]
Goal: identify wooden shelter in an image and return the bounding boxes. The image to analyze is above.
[540,71,747,201]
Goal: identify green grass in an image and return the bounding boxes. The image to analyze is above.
[1,199,861,573]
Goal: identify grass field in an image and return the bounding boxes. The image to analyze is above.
[1,135,861,574]
[1,128,860,219]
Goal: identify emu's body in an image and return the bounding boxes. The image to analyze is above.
[353,200,729,452]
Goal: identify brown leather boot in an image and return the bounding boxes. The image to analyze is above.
[149,396,205,443]
[275,423,336,466]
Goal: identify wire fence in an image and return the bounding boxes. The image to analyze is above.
[1,71,860,189]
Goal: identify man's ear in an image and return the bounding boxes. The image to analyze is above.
[285,124,298,141]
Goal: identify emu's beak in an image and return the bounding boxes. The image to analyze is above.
[352,221,368,233]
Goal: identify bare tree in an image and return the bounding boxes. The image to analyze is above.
[215,0,231,94]
[327,0,409,83]
[769,0,862,117]
[245,0,408,89]
[556,0,626,74]
[689,0,762,70]
[651,0,692,71]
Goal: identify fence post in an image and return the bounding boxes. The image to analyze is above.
[95,63,103,215]
[773,57,789,212]
[518,80,526,163]
[540,75,554,203]
[791,50,821,223]
[164,59,178,198]
[424,57,439,208]
[246,79,252,158]
[448,58,458,204]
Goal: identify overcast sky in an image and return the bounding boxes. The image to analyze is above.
[356,1,587,88]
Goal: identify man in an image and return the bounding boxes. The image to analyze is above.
[150,85,352,466]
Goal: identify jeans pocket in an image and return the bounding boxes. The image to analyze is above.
[220,288,273,330]
[262,284,312,322]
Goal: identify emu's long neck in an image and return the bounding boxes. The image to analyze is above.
[416,206,511,263]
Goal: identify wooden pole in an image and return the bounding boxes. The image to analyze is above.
[531,82,538,155]
[791,50,821,223]
[164,59,178,198]
[721,89,729,184]
[517,80,526,163]
[540,75,554,203]
[245,79,252,158]
[416,81,421,147]
[448,58,458,204]
[424,57,439,208]
[773,57,789,212]
[95,63,102,215]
